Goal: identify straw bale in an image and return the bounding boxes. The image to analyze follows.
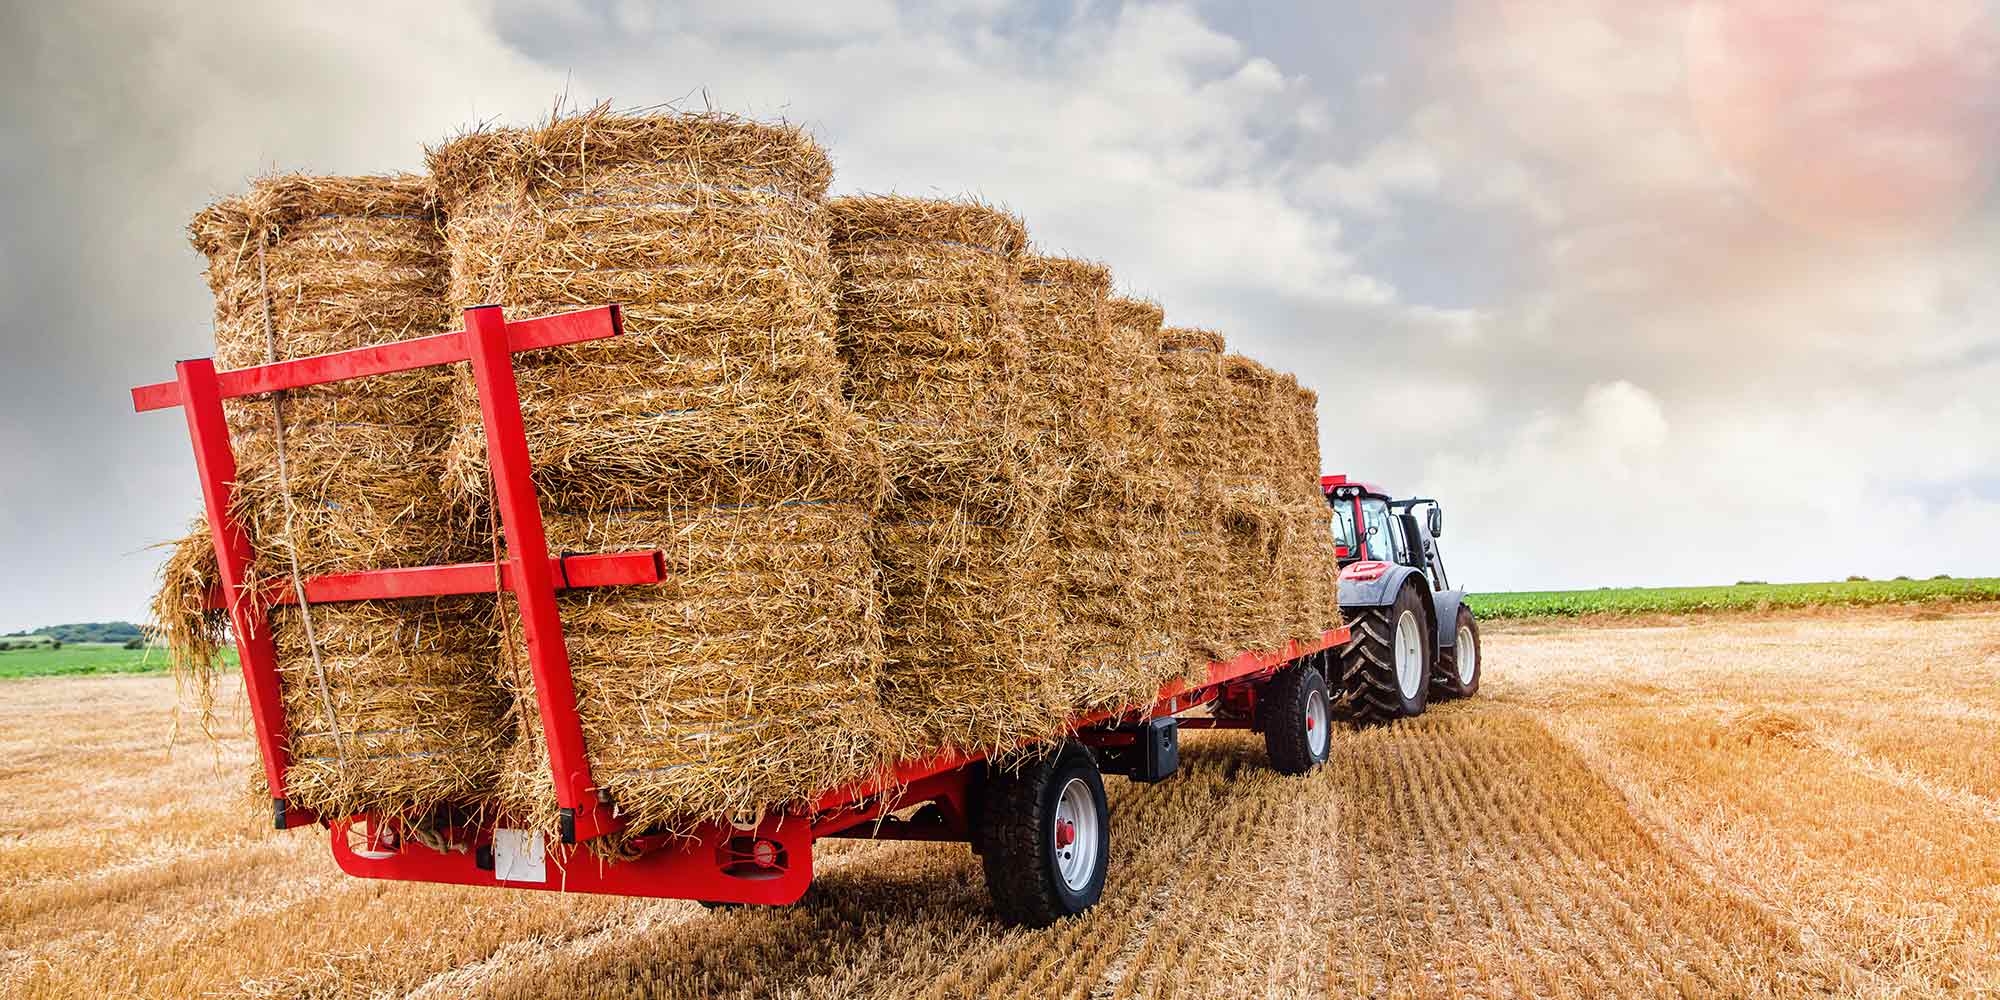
[188,174,500,823]
[428,106,864,510]
[191,174,472,580]
[1016,258,1177,710]
[431,107,892,833]
[827,195,1034,514]
[828,196,1065,753]
[497,497,890,837]
[1278,497,1345,643]
[273,596,508,821]
[1016,254,1115,493]
[1103,297,1184,688]
[871,501,1066,752]
[1218,482,1286,653]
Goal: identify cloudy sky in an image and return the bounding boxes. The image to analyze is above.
[2,0,1997,631]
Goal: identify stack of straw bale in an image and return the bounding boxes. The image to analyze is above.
[1278,382,1342,641]
[428,107,893,835]
[184,174,505,822]
[1218,353,1289,652]
[827,195,1065,753]
[1018,256,1154,710]
[1104,297,1187,687]
[1156,327,1232,664]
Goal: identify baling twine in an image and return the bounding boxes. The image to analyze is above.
[255,234,349,766]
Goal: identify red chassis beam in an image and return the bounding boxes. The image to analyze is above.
[327,625,1349,904]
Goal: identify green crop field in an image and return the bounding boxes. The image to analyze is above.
[1468,576,2000,620]
[0,642,237,680]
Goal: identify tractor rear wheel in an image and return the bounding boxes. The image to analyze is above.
[1432,606,1481,699]
[1335,583,1431,724]
[978,741,1109,927]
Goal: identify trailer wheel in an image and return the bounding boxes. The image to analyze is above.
[1432,606,1481,699]
[1257,664,1332,774]
[1335,583,1431,724]
[978,741,1109,927]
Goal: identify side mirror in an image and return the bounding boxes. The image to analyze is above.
[1427,506,1443,539]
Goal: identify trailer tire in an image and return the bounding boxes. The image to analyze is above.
[1335,583,1431,725]
[1432,606,1481,699]
[978,741,1109,927]
[1257,665,1332,774]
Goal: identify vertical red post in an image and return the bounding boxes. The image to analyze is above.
[175,359,316,829]
[461,306,621,844]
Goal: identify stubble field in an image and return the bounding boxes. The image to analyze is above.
[4,604,1998,999]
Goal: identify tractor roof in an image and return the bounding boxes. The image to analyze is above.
[1320,473,1392,498]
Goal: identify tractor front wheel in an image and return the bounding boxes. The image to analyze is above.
[1335,583,1431,724]
[1432,606,1482,699]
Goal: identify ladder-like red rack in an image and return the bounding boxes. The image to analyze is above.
[135,304,653,843]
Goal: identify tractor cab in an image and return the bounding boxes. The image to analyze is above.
[1320,475,1450,593]
[1317,474,1479,724]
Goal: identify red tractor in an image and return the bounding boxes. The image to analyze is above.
[1320,475,1482,724]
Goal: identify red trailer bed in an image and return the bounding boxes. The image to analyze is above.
[135,303,1351,924]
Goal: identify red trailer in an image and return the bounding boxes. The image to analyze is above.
[134,304,1350,926]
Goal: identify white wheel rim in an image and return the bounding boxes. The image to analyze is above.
[1053,777,1100,892]
[1456,624,1477,687]
[1306,687,1329,758]
[1394,610,1424,701]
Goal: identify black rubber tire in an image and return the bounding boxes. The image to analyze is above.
[1334,583,1431,725]
[1432,606,1482,699]
[1257,664,1332,775]
[978,742,1110,927]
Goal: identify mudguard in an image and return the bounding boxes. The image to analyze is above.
[1337,567,1465,652]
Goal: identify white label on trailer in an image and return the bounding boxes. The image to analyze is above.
[493,827,546,883]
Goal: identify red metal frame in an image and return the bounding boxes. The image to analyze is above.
[327,625,1348,905]
[140,299,1353,903]
[136,305,640,838]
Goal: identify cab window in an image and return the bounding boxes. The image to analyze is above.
[1358,498,1398,562]
[1331,500,1358,557]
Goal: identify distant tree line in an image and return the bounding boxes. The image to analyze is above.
[0,621,145,643]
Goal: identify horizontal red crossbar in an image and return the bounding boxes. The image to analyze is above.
[132,305,624,412]
[205,550,664,609]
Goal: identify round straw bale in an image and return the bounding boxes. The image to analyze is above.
[192,174,471,580]
[827,195,1034,514]
[496,497,890,836]
[428,106,866,510]
[272,596,508,822]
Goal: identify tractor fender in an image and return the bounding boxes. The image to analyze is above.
[1337,566,1437,641]
[1430,588,1467,652]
